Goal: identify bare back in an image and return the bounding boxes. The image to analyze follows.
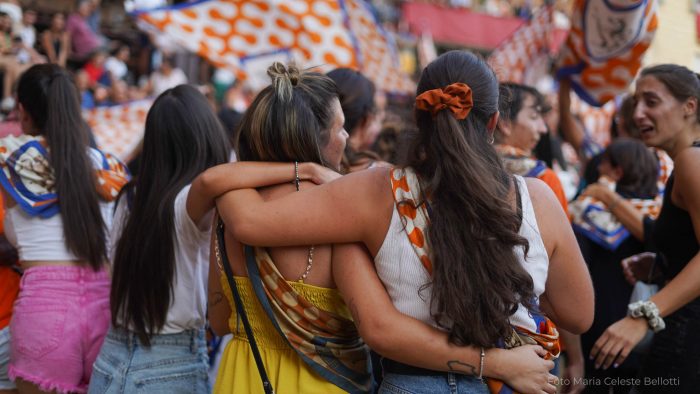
[226,180,335,288]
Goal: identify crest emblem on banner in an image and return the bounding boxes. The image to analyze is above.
[557,0,658,107]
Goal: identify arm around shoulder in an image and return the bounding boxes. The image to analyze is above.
[218,167,392,251]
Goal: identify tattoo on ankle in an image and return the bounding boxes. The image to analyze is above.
[447,360,478,375]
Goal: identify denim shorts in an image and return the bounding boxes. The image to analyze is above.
[0,326,15,390]
[9,265,111,393]
[88,327,210,394]
[379,373,489,394]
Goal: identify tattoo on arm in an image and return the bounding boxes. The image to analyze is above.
[209,291,224,307]
[447,360,478,376]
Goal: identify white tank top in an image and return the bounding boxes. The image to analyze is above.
[373,175,549,333]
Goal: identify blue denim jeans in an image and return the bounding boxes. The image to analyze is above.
[379,372,488,394]
[0,326,15,390]
[88,327,209,394]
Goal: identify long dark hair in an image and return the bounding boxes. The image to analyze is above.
[17,64,106,269]
[236,63,338,166]
[601,138,658,199]
[110,85,230,345]
[404,50,536,347]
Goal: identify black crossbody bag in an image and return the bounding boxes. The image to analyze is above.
[216,220,274,394]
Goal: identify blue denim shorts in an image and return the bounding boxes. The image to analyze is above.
[379,372,488,394]
[0,326,15,390]
[87,327,209,394]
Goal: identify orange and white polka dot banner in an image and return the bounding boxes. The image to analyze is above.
[488,6,553,85]
[84,100,153,162]
[136,0,414,94]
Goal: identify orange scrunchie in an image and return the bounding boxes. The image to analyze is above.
[415,82,473,120]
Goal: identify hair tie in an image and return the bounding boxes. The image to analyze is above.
[415,82,473,120]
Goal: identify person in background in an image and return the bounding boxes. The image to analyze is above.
[81,49,108,87]
[41,13,70,68]
[0,12,25,112]
[327,68,387,172]
[104,44,129,84]
[66,0,100,62]
[496,82,569,211]
[0,195,19,394]
[147,56,187,97]
[571,138,660,393]
[589,64,700,394]
[15,9,42,65]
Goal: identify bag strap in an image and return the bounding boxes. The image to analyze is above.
[216,219,275,394]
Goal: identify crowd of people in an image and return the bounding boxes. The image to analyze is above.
[0,2,698,394]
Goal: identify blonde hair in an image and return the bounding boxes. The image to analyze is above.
[235,62,338,167]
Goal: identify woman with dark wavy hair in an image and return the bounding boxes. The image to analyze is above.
[206,51,594,393]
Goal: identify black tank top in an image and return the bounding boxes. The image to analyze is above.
[652,141,700,278]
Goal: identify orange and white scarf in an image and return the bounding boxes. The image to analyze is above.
[243,245,371,393]
[390,167,559,394]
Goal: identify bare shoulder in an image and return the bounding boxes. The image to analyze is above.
[673,146,700,208]
[523,177,561,213]
[673,147,700,181]
[341,166,393,198]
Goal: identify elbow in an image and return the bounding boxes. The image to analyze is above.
[226,219,259,245]
[194,169,215,198]
[561,296,594,335]
[564,313,593,335]
[356,314,395,357]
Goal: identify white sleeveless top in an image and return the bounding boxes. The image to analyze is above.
[374,175,549,333]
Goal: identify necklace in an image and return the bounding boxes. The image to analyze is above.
[292,165,315,283]
[297,245,314,283]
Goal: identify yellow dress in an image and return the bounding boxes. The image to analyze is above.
[214,276,352,394]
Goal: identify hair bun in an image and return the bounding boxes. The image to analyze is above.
[267,62,301,102]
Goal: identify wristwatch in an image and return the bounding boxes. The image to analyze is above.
[628,300,666,333]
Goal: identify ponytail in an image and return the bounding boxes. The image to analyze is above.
[17,64,106,269]
[405,51,537,347]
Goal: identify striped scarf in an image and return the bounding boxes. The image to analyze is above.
[0,135,130,218]
[390,167,560,394]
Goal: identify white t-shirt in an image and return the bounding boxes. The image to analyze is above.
[105,57,128,81]
[150,68,188,97]
[112,184,213,334]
